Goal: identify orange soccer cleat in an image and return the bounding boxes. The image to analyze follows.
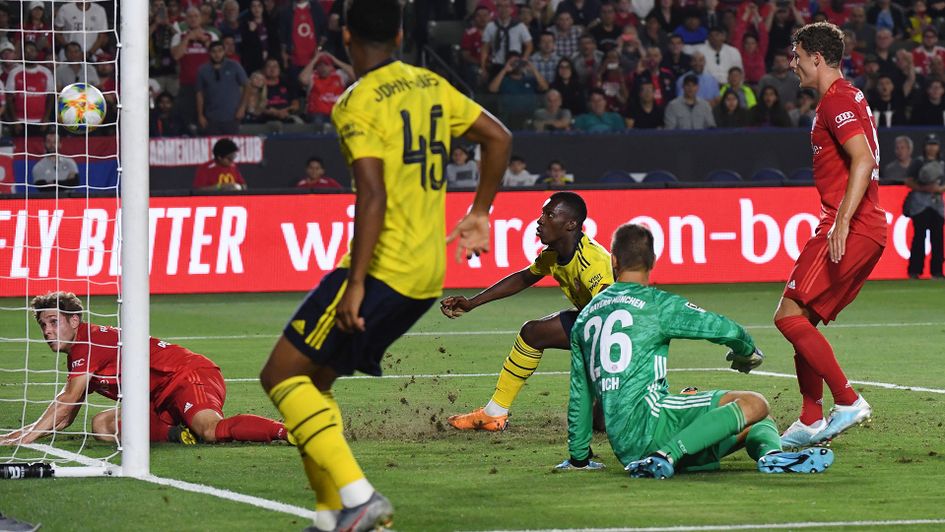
[447,408,509,432]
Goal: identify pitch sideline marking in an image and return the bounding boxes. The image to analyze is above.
[23,443,315,520]
[470,519,945,532]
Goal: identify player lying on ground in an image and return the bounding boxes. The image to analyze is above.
[777,22,887,448]
[0,292,288,446]
[444,192,613,431]
[257,0,511,529]
[558,223,834,478]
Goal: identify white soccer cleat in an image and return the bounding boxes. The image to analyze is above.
[780,419,826,450]
[814,395,872,443]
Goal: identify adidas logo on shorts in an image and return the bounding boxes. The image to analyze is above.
[184,402,193,412]
[787,280,796,289]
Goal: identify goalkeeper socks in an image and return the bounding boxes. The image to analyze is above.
[213,414,287,443]
[658,402,746,463]
[490,335,543,412]
[744,417,782,460]
[794,353,825,424]
[268,376,367,496]
[776,316,857,406]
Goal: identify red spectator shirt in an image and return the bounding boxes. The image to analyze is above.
[912,46,945,76]
[67,323,218,407]
[460,27,484,62]
[4,65,54,123]
[811,78,887,244]
[193,161,246,188]
[19,22,53,60]
[291,3,318,68]
[296,176,342,189]
[172,30,217,86]
[305,70,346,115]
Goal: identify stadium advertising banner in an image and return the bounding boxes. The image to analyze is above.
[0,187,915,296]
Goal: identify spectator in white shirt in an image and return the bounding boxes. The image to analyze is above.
[32,132,79,190]
[694,27,742,84]
[54,1,109,59]
[503,155,539,186]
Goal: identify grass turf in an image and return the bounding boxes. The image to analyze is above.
[1,280,944,531]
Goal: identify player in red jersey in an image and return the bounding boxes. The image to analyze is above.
[1,292,288,446]
[777,22,888,449]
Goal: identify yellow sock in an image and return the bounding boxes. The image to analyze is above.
[300,390,343,512]
[269,376,365,489]
[490,335,543,410]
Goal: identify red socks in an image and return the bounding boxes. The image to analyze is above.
[776,316,858,420]
[214,414,288,443]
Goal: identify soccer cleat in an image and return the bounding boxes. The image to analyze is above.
[780,419,826,450]
[814,395,872,443]
[757,448,834,474]
[624,453,674,479]
[0,512,40,532]
[447,408,508,432]
[168,425,198,445]
[334,491,394,532]
[553,458,606,471]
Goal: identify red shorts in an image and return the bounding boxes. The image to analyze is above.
[153,366,227,428]
[783,233,884,324]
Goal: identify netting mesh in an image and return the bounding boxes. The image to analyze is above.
[1,0,124,469]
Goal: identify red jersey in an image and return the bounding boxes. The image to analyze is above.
[305,70,346,115]
[19,22,53,60]
[291,4,318,68]
[296,176,342,189]
[67,323,218,407]
[912,46,945,76]
[811,78,887,244]
[460,27,483,61]
[4,66,53,123]
[172,30,217,86]
[193,161,246,189]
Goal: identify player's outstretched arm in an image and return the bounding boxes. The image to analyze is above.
[660,296,757,363]
[830,133,877,263]
[336,157,385,333]
[446,110,511,261]
[1,375,88,445]
[440,268,543,318]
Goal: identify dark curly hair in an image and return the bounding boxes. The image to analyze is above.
[792,22,845,67]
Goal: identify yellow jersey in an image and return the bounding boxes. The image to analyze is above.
[332,60,483,299]
[528,233,613,310]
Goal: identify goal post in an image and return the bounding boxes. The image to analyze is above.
[118,0,152,478]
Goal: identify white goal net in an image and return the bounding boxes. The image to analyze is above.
[0,0,149,478]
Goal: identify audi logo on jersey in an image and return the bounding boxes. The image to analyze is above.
[834,111,855,125]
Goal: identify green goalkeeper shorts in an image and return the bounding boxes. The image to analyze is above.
[646,389,732,472]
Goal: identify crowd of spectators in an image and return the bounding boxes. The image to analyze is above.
[450,0,945,131]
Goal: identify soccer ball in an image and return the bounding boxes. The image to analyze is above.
[58,83,107,132]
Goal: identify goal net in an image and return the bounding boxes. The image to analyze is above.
[0,0,149,478]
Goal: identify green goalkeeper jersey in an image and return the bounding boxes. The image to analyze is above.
[567,281,756,466]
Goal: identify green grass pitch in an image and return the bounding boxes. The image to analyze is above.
[1,281,944,531]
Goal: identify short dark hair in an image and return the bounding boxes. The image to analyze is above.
[792,22,845,67]
[611,223,655,273]
[31,291,84,321]
[510,154,525,163]
[307,156,324,166]
[682,74,699,86]
[157,91,175,103]
[208,41,224,52]
[345,0,401,44]
[728,66,743,74]
[588,87,607,99]
[548,191,587,226]
[213,138,239,159]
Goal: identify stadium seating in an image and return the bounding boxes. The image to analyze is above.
[642,170,678,183]
[788,167,814,182]
[599,170,635,184]
[750,168,787,183]
[704,169,743,183]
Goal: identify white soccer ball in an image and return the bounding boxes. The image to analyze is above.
[58,83,107,132]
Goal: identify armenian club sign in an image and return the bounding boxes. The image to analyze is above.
[0,187,913,296]
[149,136,265,166]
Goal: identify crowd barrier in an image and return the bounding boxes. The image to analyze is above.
[0,187,917,297]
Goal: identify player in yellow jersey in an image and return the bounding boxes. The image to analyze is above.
[443,192,613,433]
[258,0,511,529]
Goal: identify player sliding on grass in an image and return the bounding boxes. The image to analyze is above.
[776,22,887,448]
[558,223,835,478]
[258,0,511,529]
[443,192,613,431]
[0,291,289,447]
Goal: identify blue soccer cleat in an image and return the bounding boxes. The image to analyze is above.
[757,448,834,474]
[814,395,872,443]
[780,419,827,450]
[625,453,674,479]
[335,491,394,532]
[554,458,606,471]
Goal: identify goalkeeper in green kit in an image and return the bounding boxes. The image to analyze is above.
[558,223,835,478]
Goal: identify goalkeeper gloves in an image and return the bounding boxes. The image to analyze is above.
[726,348,764,374]
[554,457,606,471]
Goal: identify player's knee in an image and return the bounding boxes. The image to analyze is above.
[740,391,770,422]
[91,412,116,442]
[519,320,541,345]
